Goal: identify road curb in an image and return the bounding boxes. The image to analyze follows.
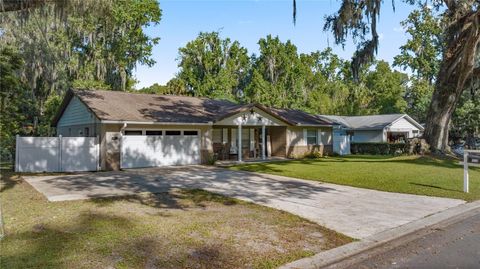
[280,200,480,269]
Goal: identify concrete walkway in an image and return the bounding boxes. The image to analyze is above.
[23,166,464,239]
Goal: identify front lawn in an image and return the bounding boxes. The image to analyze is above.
[0,171,351,269]
[231,155,480,201]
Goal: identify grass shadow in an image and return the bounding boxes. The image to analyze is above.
[0,171,20,193]
[409,182,463,193]
[1,212,134,269]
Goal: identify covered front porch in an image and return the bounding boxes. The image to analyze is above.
[211,126,287,162]
[211,106,289,162]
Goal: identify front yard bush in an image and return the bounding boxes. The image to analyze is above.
[351,143,408,155]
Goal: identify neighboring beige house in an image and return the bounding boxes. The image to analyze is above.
[53,90,336,171]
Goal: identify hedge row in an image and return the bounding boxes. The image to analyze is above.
[350,142,408,155]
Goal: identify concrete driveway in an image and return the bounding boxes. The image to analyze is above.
[23,166,464,239]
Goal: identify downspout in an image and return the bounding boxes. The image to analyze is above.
[119,123,127,170]
[120,122,128,134]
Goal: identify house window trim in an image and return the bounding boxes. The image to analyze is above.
[165,130,181,136]
[124,130,143,136]
[183,130,199,136]
[145,130,163,136]
[304,128,318,146]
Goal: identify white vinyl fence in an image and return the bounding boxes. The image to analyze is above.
[15,135,99,172]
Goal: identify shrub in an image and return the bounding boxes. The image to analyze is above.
[304,151,323,159]
[206,153,217,165]
[406,138,430,155]
[351,143,408,155]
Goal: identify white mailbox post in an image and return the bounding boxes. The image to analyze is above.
[464,150,480,193]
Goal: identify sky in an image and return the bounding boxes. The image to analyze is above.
[133,0,416,89]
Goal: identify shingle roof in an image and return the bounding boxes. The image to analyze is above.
[318,114,406,130]
[52,90,334,126]
[72,89,243,123]
[268,107,333,126]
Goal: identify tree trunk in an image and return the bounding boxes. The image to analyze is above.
[424,9,480,152]
[423,82,458,151]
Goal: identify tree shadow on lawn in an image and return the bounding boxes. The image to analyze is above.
[0,172,19,193]
[1,204,241,268]
[1,212,134,269]
[409,182,464,193]
[245,155,473,171]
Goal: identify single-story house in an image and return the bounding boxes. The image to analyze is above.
[52,90,338,170]
[318,114,424,143]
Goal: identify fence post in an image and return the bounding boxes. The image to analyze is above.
[15,135,20,172]
[464,151,469,193]
[58,135,63,172]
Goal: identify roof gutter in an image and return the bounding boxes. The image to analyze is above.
[101,120,214,126]
[295,123,334,127]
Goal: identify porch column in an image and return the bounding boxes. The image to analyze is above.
[238,124,242,162]
[262,125,266,160]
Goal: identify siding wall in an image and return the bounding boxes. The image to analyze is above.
[58,96,98,127]
[352,130,385,143]
[286,126,333,158]
[286,126,332,147]
[387,117,420,138]
[57,96,100,137]
[57,123,101,137]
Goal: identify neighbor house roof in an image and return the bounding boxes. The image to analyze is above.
[52,89,333,126]
[318,114,424,131]
[267,107,334,126]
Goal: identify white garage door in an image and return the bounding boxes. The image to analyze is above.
[121,130,200,169]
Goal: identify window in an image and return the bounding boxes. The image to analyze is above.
[306,129,317,145]
[124,130,142,136]
[84,127,90,137]
[165,130,181,136]
[146,130,162,136]
[241,128,249,149]
[212,128,222,143]
[184,130,198,136]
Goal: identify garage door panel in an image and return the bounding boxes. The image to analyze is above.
[121,133,200,168]
[182,137,200,164]
[121,136,163,168]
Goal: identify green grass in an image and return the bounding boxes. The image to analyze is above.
[0,171,352,269]
[231,155,480,202]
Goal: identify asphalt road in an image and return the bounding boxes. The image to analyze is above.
[350,208,480,269]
